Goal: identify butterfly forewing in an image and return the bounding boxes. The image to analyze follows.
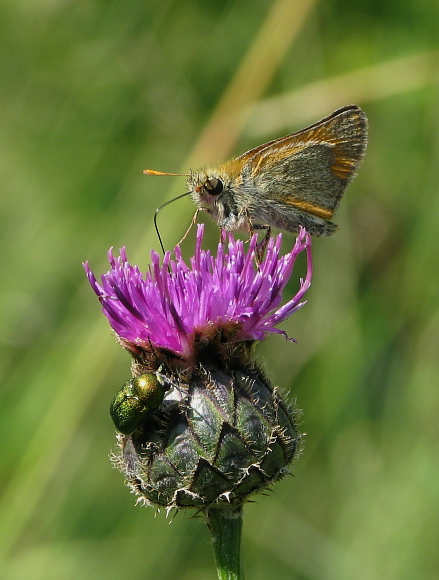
[235,105,367,215]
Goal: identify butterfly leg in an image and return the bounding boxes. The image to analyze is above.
[241,209,271,263]
[177,209,200,246]
[252,224,271,263]
[219,228,227,245]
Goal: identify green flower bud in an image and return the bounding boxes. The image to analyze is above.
[114,354,300,510]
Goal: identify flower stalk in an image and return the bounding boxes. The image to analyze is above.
[207,505,245,580]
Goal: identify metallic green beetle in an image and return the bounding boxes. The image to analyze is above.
[110,372,168,434]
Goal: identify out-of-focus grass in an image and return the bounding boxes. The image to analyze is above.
[1,1,438,578]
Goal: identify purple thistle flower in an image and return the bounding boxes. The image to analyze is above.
[84,224,314,518]
[84,225,312,358]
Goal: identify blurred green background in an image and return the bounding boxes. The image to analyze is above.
[1,0,438,578]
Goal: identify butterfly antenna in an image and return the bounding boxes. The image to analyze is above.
[144,168,191,255]
[154,192,192,255]
[144,169,189,177]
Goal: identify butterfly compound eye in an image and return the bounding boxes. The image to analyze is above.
[204,177,224,196]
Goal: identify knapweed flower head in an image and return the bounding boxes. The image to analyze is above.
[84,224,312,362]
[84,226,312,511]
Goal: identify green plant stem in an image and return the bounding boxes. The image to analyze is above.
[206,505,245,580]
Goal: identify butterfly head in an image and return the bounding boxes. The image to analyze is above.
[189,171,224,213]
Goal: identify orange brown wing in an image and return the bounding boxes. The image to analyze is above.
[236,105,367,182]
